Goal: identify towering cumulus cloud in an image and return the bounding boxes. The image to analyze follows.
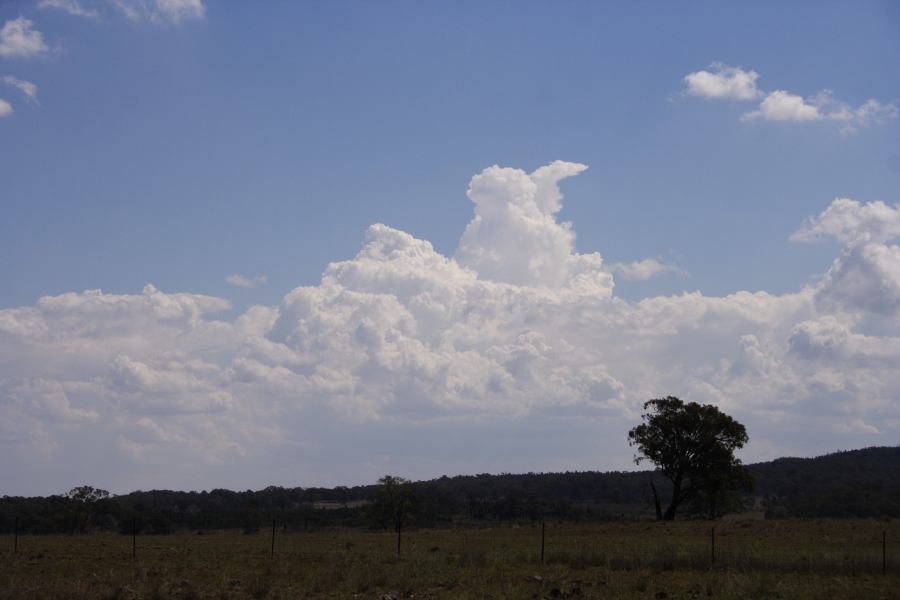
[1,162,898,492]
[455,161,613,295]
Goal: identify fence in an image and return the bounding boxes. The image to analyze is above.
[4,518,897,576]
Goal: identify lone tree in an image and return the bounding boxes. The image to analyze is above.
[371,475,415,557]
[628,396,752,521]
[65,485,110,533]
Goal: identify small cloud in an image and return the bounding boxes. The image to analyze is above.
[225,274,268,289]
[1,76,38,104]
[0,98,12,117]
[38,0,101,19]
[812,91,898,134]
[834,419,881,435]
[683,63,897,133]
[742,89,897,130]
[0,17,50,59]
[607,258,687,282]
[155,0,206,22]
[742,90,821,122]
[683,63,761,101]
[111,0,206,23]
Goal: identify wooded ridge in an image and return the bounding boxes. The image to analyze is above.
[2,446,897,534]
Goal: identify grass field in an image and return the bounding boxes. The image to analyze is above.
[2,519,898,599]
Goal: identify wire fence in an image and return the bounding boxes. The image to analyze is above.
[3,518,897,576]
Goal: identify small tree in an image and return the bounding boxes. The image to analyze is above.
[65,485,110,533]
[372,475,415,557]
[628,396,751,521]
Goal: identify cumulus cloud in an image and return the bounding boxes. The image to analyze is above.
[741,90,821,122]
[225,274,268,289]
[791,198,900,245]
[816,242,900,316]
[0,17,49,59]
[1,75,38,104]
[38,0,101,19]
[455,160,614,294]
[741,90,897,130]
[0,97,11,117]
[607,258,686,282]
[684,63,897,132]
[1,162,898,493]
[792,199,900,316]
[683,63,761,100]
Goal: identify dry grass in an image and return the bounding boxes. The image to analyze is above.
[1,519,898,599]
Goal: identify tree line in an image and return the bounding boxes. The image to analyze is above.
[1,396,897,535]
[1,445,897,535]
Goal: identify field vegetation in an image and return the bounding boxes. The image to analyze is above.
[2,519,897,599]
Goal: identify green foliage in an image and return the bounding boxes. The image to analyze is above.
[65,485,110,504]
[368,475,415,532]
[628,396,751,520]
[64,485,111,533]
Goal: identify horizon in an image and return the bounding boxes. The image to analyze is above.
[7,443,895,499]
[1,1,899,497]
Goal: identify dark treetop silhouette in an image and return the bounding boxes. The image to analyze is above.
[628,396,752,520]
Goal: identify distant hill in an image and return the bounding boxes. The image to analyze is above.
[407,446,900,520]
[747,446,900,518]
[1,446,897,534]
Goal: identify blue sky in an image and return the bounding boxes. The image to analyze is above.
[3,0,898,307]
[1,1,899,495]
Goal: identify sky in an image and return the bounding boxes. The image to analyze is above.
[1,1,899,496]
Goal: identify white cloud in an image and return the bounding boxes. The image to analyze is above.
[742,90,897,129]
[0,17,49,59]
[0,97,11,117]
[607,258,686,281]
[154,0,205,22]
[683,63,762,100]
[791,198,900,245]
[812,91,898,133]
[225,274,268,289]
[38,0,101,19]
[792,199,900,316]
[1,75,38,104]
[455,160,614,294]
[111,0,205,23]
[684,63,897,132]
[815,242,900,316]
[834,419,881,435]
[1,162,899,493]
[741,90,821,122]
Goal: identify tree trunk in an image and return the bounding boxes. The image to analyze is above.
[663,473,682,521]
[649,478,663,521]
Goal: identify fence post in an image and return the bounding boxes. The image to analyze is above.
[884,531,887,576]
[13,516,18,553]
[396,522,402,559]
[132,517,136,559]
[710,526,715,567]
[271,519,276,559]
[540,521,546,565]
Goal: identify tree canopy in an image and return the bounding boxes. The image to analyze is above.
[66,486,110,504]
[628,396,752,520]
[369,475,415,532]
[65,485,111,533]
